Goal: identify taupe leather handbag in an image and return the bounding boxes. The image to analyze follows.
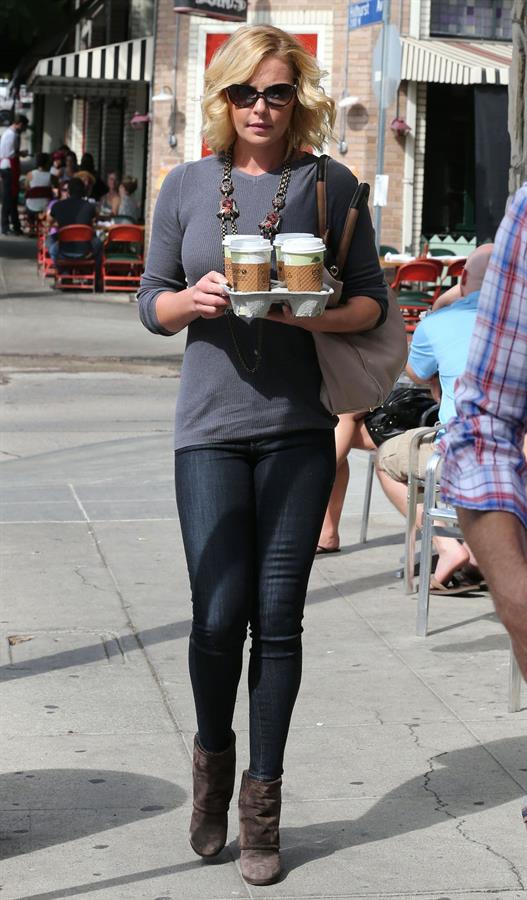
[313,155,408,415]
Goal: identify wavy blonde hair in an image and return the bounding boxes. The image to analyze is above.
[202,25,336,157]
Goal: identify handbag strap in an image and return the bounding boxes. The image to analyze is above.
[316,154,370,278]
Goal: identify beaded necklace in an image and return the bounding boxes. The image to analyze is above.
[217,147,293,374]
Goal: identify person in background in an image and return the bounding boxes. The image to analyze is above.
[137,24,386,886]
[375,244,494,593]
[317,413,377,552]
[62,151,78,182]
[117,175,140,221]
[0,113,29,235]
[440,184,527,677]
[44,179,70,238]
[24,152,53,227]
[50,150,65,184]
[79,152,107,201]
[75,169,97,203]
[46,176,102,282]
[99,171,121,216]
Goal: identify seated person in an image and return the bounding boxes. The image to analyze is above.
[75,169,97,204]
[317,412,377,552]
[317,389,437,553]
[50,150,65,184]
[46,176,102,275]
[375,244,494,593]
[62,151,78,183]
[99,171,120,217]
[24,152,53,226]
[117,175,140,221]
[79,152,108,201]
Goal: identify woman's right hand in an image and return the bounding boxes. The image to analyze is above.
[189,271,231,319]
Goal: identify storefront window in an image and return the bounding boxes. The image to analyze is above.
[430,0,513,41]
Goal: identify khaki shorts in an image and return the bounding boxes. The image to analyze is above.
[376,427,438,482]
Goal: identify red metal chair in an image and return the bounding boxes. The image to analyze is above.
[391,260,442,305]
[435,257,467,297]
[417,256,444,279]
[36,217,56,279]
[399,304,428,335]
[54,225,96,292]
[25,186,54,235]
[102,224,144,292]
[445,258,466,279]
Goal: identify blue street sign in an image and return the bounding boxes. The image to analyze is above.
[348,0,383,30]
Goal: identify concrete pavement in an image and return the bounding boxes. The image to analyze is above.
[1,234,526,900]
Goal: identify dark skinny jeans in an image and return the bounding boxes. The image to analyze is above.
[175,429,335,781]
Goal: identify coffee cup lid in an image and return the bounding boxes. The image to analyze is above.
[273,232,314,246]
[230,238,271,251]
[223,234,265,247]
[281,237,326,253]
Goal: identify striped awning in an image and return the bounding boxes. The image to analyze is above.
[401,37,512,86]
[29,36,153,90]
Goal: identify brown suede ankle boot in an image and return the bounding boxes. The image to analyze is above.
[189,731,236,857]
[238,769,282,885]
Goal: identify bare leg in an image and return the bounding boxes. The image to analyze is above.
[318,415,374,551]
[376,466,470,584]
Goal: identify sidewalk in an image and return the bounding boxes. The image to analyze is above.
[0,236,526,900]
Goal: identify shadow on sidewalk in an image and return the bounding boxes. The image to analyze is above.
[276,734,526,876]
[0,768,186,862]
[0,584,503,686]
[0,621,192,683]
[7,737,526,898]
[0,235,36,261]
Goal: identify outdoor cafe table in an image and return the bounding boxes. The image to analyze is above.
[379,254,466,271]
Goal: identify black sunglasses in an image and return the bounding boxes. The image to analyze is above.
[225,83,297,109]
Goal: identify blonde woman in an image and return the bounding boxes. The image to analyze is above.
[138,25,386,886]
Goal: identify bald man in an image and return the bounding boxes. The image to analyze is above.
[376,244,494,592]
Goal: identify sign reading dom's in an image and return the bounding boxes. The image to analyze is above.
[174,0,248,21]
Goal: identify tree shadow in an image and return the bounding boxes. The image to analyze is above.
[0,768,186,861]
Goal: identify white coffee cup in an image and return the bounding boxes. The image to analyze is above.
[281,237,326,292]
[223,235,266,285]
[273,232,314,283]
[230,239,272,292]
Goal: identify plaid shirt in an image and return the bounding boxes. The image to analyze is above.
[440,183,527,528]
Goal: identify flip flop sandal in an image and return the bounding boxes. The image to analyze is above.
[457,565,487,589]
[316,545,341,555]
[429,576,480,596]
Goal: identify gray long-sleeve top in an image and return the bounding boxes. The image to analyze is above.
[137,153,387,449]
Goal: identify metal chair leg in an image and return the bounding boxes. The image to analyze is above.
[416,455,439,637]
[404,474,418,594]
[359,451,376,544]
[509,646,522,713]
[404,427,437,595]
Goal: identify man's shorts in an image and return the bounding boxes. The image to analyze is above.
[376,427,438,482]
